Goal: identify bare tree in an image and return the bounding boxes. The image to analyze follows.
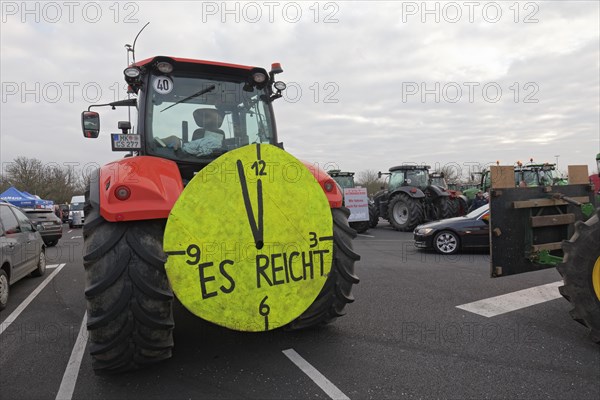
[356,169,384,196]
[436,165,462,185]
[2,157,84,203]
[0,173,9,194]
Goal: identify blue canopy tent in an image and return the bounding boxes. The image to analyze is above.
[0,187,54,209]
[22,191,53,209]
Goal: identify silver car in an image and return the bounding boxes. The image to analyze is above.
[0,201,46,310]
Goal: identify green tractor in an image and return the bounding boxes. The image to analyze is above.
[372,165,455,231]
[464,160,565,205]
[489,162,599,343]
[327,170,375,233]
[462,170,491,204]
[515,159,567,187]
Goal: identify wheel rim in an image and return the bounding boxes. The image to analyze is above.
[392,202,409,225]
[436,232,457,253]
[0,273,8,305]
[593,255,600,301]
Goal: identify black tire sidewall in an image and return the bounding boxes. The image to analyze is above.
[0,269,8,310]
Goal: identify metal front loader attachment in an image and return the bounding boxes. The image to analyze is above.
[489,165,596,277]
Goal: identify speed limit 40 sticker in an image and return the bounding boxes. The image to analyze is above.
[163,144,333,332]
[153,76,173,94]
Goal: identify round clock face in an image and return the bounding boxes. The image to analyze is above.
[164,144,333,331]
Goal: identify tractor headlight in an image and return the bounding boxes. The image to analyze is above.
[156,62,173,74]
[124,67,140,78]
[274,81,286,91]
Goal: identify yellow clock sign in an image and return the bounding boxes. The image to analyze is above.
[164,144,333,332]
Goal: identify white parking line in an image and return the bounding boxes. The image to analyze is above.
[456,281,563,317]
[357,234,374,238]
[70,236,82,239]
[283,348,350,400]
[56,312,88,400]
[0,263,66,336]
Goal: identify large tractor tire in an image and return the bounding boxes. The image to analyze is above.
[349,220,370,234]
[83,199,174,373]
[286,207,360,329]
[369,203,379,228]
[556,208,600,343]
[434,196,455,220]
[387,194,424,231]
[457,196,468,216]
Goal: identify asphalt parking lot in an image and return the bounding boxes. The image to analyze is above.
[1,222,598,400]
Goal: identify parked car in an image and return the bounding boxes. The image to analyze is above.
[59,204,70,223]
[414,204,490,255]
[24,209,63,247]
[0,201,46,310]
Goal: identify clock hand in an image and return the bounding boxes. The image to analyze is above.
[236,158,264,249]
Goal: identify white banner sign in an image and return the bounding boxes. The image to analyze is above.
[344,187,369,222]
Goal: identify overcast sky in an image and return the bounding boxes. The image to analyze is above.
[1,1,599,181]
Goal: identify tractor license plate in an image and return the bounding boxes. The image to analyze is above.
[111,134,141,151]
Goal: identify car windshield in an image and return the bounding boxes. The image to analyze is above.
[466,204,489,219]
[70,203,84,211]
[146,74,274,162]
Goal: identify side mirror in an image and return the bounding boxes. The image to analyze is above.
[81,111,100,138]
[377,171,382,178]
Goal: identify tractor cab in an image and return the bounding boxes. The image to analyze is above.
[82,56,286,182]
[327,170,356,189]
[515,160,565,187]
[387,165,430,191]
[429,172,448,190]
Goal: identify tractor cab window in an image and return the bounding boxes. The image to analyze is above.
[430,177,447,189]
[406,170,429,189]
[146,74,274,162]
[333,176,354,189]
[388,171,405,191]
[521,170,538,186]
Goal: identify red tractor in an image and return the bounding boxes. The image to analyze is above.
[80,55,360,373]
[429,171,468,216]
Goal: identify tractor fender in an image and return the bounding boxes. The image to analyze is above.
[427,185,450,197]
[96,156,184,222]
[302,161,343,208]
[394,187,426,199]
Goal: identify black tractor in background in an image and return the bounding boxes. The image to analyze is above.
[372,165,455,231]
